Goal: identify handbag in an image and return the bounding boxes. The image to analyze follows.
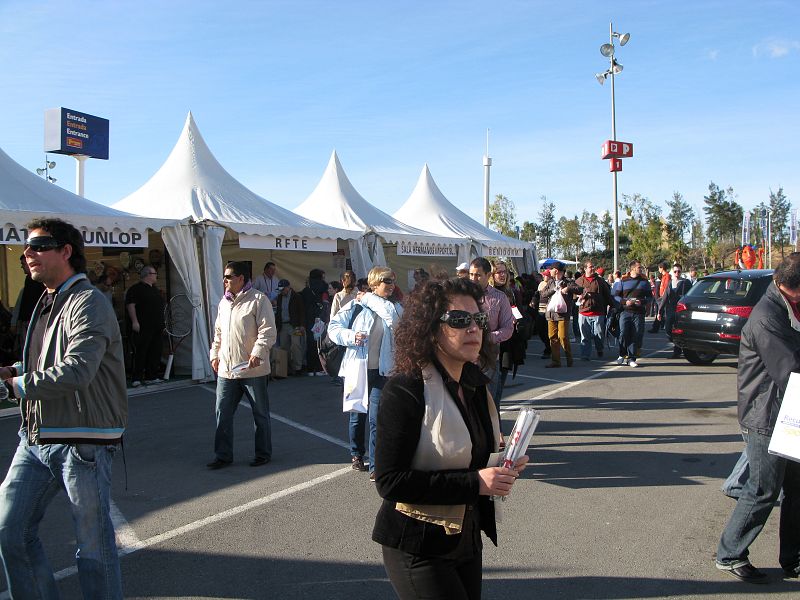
[546,289,568,314]
[342,346,369,413]
[318,304,363,376]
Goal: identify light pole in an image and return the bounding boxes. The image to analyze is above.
[35,154,57,183]
[596,22,630,274]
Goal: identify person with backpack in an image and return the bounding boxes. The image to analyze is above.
[328,266,403,479]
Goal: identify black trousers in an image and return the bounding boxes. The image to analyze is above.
[131,326,162,380]
[382,545,482,600]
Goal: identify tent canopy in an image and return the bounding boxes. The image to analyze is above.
[0,145,175,246]
[293,151,460,246]
[113,113,354,240]
[393,164,531,252]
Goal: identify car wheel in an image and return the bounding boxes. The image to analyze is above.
[683,349,718,365]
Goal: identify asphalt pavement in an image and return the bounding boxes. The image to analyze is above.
[0,324,797,599]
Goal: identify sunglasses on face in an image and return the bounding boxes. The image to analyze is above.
[381,277,395,285]
[223,273,239,280]
[440,310,489,330]
[25,236,64,253]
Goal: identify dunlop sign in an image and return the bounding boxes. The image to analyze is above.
[482,244,524,258]
[239,234,337,252]
[397,241,458,257]
[0,224,146,247]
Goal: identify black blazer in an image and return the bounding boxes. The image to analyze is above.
[371,364,498,556]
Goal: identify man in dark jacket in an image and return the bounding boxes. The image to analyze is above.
[657,263,692,358]
[301,269,329,375]
[716,253,800,583]
[0,218,127,599]
[575,259,612,361]
[275,279,305,374]
[611,259,652,367]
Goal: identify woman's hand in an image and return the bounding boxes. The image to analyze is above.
[513,455,529,474]
[477,466,519,497]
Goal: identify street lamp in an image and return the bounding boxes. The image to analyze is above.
[595,22,630,274]
[35,155,57,183]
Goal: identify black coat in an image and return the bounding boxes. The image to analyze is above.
[372,364,498,556]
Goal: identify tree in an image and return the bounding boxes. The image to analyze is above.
[703,182,742,245]
[665,191,694,244]
[487,193,516,237]
[519,221,536,243]
[555,215,583,259]
[599,211,613,252]
[580,210,601,253]
[536,196,556,257]
[769,187,791,257]
[620,193,664,267]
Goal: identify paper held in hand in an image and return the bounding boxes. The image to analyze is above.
[491,407,541,502]
[768,371,800,463]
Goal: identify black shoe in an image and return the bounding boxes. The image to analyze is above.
[718,563,768,583]
[249,457,270,467]
[783,565,800,579]
[351,456,368,471]
[206,458,231,470]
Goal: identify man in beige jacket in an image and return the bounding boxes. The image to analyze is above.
[208,261,277,469]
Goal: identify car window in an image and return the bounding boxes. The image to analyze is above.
[686,278,752,298]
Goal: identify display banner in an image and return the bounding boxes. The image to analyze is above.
[0,222,147,247]
[742,213,751,246]
[44,108,109,160]
[396,240,458,257]
[481,244,524,258]
[791,210,797,246]
[239,234,337,252]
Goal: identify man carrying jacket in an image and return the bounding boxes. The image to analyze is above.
[208,261,277,469]
[0,218,127,599]
[716,253,800,583]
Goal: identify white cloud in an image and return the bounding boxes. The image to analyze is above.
[752,38,800,58]
[706,49,719,61]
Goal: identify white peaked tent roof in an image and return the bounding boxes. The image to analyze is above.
[394,164,529,251]
[294,151,460,245]
[0,144,174,237]
[113,113,354,239]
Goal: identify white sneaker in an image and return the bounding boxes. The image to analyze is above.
[314,371,326,376]
[629,359,639,368]
[131,380,142,388]
[616,356,626,365]
[144,378,163,385]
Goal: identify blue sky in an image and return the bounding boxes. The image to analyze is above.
[1,0,798,228]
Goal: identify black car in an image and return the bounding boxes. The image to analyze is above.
[671,269,774,365]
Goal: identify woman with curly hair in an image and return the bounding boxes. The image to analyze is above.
[372,278,528,600]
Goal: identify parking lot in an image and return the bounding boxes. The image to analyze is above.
[0,329,797,599]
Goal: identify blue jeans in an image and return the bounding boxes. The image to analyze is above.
[0,432,121,599]
[349,411,367,458]
[367,370,386,474]
[215,375,272,462]
[618,311,644,358]
[721,446,749,499]
[578,314,606,359]
[717,428,800,569]
[492,367,508,413]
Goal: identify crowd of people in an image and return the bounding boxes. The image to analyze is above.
[4,218,797,598]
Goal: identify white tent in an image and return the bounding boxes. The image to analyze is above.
[0,145,175,248]
[294,151,462,276]
[113,113,357,379]
[394,164,537,273]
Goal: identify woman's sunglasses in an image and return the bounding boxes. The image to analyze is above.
[24,236,65,253]
[381,277,395,285]
[440,310,488,330]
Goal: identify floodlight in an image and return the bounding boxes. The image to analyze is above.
[615,32,630,46]
[36,168,45,176]
[612,60,623,74]
[47,161,56,169]
[600,43,614,57]
[595,72,607,85]
[48,177,56,183]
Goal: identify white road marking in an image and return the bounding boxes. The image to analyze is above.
[111,500,141,554]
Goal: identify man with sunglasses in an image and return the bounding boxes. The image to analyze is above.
[656,263,692,358]
[209,262,276,469]
[125,265,165,386]
[0,218,127,599]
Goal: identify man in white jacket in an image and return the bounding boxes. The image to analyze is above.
[208,261,277,469]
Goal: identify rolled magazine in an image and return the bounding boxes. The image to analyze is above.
[492,407,540,502]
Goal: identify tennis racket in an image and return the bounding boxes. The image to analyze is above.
[163,294,197,380]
